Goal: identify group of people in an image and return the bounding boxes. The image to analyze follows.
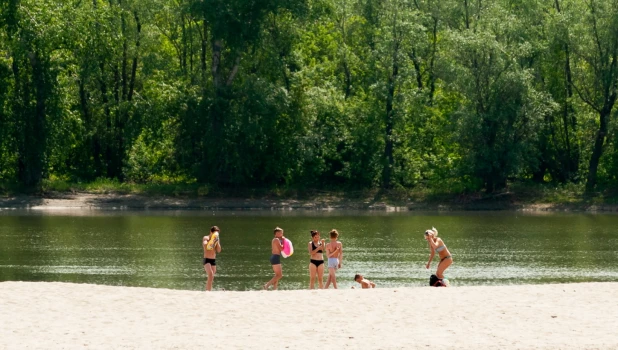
[202,225,453,291]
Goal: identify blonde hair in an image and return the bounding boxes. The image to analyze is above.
[425,227,438,236]
[274,227,283,235]
[329,229,339,239]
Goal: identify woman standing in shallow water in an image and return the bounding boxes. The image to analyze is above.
[308,230,326,289]
[425,227,452,279]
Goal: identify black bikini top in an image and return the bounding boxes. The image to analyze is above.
[311,241,323,253]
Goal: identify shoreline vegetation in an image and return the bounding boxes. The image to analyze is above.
[3,0,618,221]
[1,179,617,211]
[1,281,617,349]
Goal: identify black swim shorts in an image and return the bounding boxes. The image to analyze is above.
[270,254,281,265]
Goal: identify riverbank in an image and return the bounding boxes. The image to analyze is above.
[1,192,618,212]
[1,281,616,349]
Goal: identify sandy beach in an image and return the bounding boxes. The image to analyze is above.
[2,193,618,212]
[1,282,616,349]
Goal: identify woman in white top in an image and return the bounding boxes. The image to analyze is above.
[425,227,452,279]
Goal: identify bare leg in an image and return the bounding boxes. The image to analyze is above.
[274,264,283,290]
[309,263,317,289]
[326,267,337,289]
[264,264,283,290]
[436,258,452,279]
[210,266,217,290]
[204,264,216,291]
[317,263,325,289]
[331,268,338,289]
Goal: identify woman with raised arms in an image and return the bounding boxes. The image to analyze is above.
[424,227,452,281]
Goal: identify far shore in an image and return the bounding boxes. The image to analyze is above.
[1,281,617,349]
[1,192,618,212]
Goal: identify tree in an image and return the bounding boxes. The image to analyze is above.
[445,0,554,192]
[569,0,618,192]
[0,0,64,186]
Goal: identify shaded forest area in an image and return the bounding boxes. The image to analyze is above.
[1,0,618,197]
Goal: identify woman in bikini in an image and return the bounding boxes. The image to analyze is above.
[425,227,452,280]
[308,230,326,289]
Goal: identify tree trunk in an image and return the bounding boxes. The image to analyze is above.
[12,56,27,184]
[226,55,240,86]
[561,44,576,177]
[485,177,494,194]
[204,39,224,183]
[20,51,47,186]
[201,18,208,87]
[181,15,187,76]
[121,2,128,102]
[211,39,222,90]
[464,0,470,29]
[98,62,113,178]
[383,51,399,188]
[556,0,578,181]
[428,17,438,105]
[581,0,618,192]
[189,24,193,79]
[343,60,351,99]
[113,65,120,103]
[341,6,351,99]
[532,160,547,183]
[585,102,614,192]
[78,77,101,177]
[127,11,140,102]
[410,50,423,90]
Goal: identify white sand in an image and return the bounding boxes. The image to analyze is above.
[1,282,616,349]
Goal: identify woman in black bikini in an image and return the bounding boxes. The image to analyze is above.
[308,230,326,289]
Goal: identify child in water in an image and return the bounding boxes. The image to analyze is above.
[354,274,376,289]
[324,229,343,289]
[202,226,222,291]
[263,227,285,290]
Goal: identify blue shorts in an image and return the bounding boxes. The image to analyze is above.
[328,257,339,269]
[270,254,281,265]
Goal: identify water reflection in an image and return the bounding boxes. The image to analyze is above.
[1,210,617,290]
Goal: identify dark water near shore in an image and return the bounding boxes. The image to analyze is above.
[1,210,617,291]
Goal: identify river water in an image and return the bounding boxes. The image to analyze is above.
[1,210,617,290]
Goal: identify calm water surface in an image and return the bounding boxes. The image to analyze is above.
[1,210,617,291]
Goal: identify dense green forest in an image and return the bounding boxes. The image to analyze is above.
[1,0,618,194]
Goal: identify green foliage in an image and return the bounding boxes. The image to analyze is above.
[1,0,618,196]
